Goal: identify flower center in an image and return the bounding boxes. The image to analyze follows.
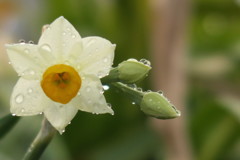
[41,64,81,104]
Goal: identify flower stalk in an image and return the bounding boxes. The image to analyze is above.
[0,114,20,139]
[23,118,57,160]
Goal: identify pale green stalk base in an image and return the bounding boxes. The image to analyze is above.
[23,118,57,160]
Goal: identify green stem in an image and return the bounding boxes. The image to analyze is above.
[23,118,57,160]
[101,67,119,84]
[111,82,144,105]
[0,114,20,139]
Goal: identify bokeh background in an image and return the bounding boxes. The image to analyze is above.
[1,0,240,160]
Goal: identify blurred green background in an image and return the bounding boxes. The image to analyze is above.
[0,0,240,160]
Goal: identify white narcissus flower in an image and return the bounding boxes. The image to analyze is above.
[5,16,115,133]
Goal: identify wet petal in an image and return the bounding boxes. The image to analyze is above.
[5,44,45,80]
[79,37,115,78]
[44,102,78,132]
[38,16,81,60]
[10,77,50,116]
[70,74,113,114]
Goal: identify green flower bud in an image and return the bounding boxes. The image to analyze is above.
[118,59,151,83]
[140,92,180,119]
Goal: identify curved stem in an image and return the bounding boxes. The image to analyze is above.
[23,118,57,160]
[111,82,144,105]
[0,114,20,139]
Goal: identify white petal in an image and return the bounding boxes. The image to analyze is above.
[79,37,115,78]
[5,44,45,80]
[66,40,83,65]
[10,77,50,116]
[44,102,78,132]
[70,74,114,115]
[38,16,81,60]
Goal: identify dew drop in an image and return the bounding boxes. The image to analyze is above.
[68,122,71,124]
[87,39,96,47]
[15,94,24,104]
[127,58,138,62]
[12,114,16,116]
[107,103,112,108]
[77,92,81,96]
[28,88,33,93]
[157,90,163,94]
[132,102,136,105]
[103,85,109,90]
[71,34,76,38]
[103,57,108,63]
[19,39,25,43]
[40,44,52,53]
[24,49,30,54]
[97,71,104,78]
[60,130,65,135]
[64,60,70,65]
[28,40,34,44]
[21,109,25,112]
[66,27,71,31]
[29,70,35,75]
[140,59,151,67]
[8,62,11,65]
[62,32,66,36]
[39,112,43,115]
[127,84,137,90]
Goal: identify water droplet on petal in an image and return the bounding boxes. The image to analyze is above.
[15,94,24,104]
[24,49,30,54]
[12,114,16,116]
[103,57,108,63]
[68,122,71,124]
[62,32,66,36]
[107,103,112,108]
[71,34,76,38]
[28,88,33,93]
[60,130,65,135]
[19,39,25,43]
[39,112,43,115]
[40,44,52,53]
[28,41,34,44]
[8,62,11,65]
[21,109,25,112]
[77,92,81,96]
[132,102,136,105]
[103,85,109,90]
[87,39,96,47]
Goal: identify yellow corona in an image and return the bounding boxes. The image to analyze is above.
[41,64,81,104]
